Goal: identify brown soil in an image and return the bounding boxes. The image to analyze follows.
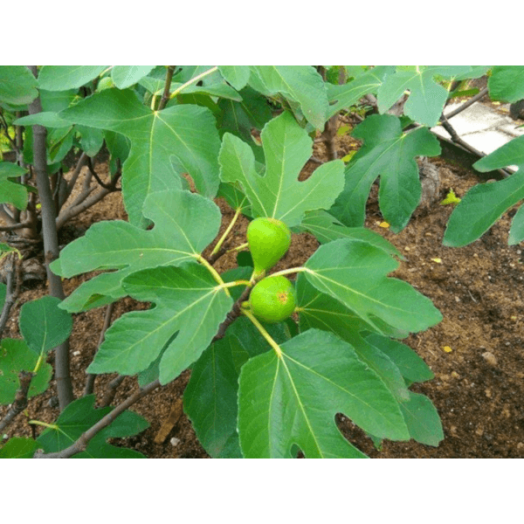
[1,124,524,459]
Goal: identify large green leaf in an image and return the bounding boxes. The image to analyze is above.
[327,66,394,118]
[37,66,108,91]
[51,190,221,312]
[0,161,29,210]
[238,329,410,458]
[111,66,155,89]
[488,66,524,103]
[76,125,104,157]
[87,264,233,384]
[304,238,442,333]
[36,395,149,458]
[330,114,440,232]
[219,112,345,227]
[0,66,38,105]
[15,112,71,128]
[377,66,475,126]
[443,136,524,247]
[19,296,73,356]
[248,66,329,129]
[60,89,221,226]
[296,275,409,398]
[0,339,52,405]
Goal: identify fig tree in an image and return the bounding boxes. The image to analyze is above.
[247,217,291,277]
[249,276,296,324]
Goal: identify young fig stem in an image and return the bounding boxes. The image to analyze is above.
[170,67,218,99]
[211,202,245,256]
[242,308,283,359]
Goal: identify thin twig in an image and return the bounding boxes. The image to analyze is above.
[99,375,126,408]
[34,379,162,458]
[213,285,252,342]
[0,221,32,232]
[0,371,34,433]
[86,157,121,191]
[444,87,489,120]
[439,115,511,178]
[60,152,88,207]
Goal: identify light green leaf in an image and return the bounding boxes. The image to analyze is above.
[330,114,440,232]
[0,339,52,405]
[365,333,434,384]
[111,66,155,89]
[51,190,221,312]
[87,264,232,384]
[327,66,394,118]
[444,136,524,247]
[219,66,251,90]
[0,161,28,210]
[37,66,108,91]
[36,395,149,458]
[488,66,524,103]
[76,125,104,157]
[399,392,444,446]
[299,210,401,257]
[19,296,73,356]
[377,66,474,126]
[304,239,442,333]
[219,112,345,227]
[40,89,77,112]
[14,112,71,128]
[60,89,221,226]
[0,66,38,105]
[238,329,410,458]
[249,66,329,129]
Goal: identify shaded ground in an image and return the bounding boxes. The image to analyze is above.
[1,114,523,458]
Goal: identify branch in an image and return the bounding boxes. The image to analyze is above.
[213,285,252,342]
[28,66,74,410]
[439,115,511,179]
[60,152,88,208]
[444,87,489,120]
[86,157,121,191]
[0,255,18,339]
[158,66,176,111]
[99,375,126,408]
[0,371,34,433]
[34,378,161,458]
[0,220,32,232]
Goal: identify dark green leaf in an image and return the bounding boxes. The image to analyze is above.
[0,437,39,458]
[400,392,444,446]
[488,66,524,103]
[37,66,108,91]
[0,162,28,210]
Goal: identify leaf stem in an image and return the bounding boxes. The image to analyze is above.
[219,280,252,289]
[28,420,58,430]
[169,67,219,99]
[196,255,230,297]
[268,267,309,279]
[211,202,245,256]
[242,308,283,359]
[226,242,248,254]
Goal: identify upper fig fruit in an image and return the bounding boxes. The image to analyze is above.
[247,217,291,277]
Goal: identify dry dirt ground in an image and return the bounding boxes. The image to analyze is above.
[1,113,523,459]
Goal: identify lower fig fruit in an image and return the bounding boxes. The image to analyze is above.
[249,275,296,324]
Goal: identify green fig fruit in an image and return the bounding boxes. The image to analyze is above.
[97,77,115,91]
[247,218,291,276]
[249,276,296,324]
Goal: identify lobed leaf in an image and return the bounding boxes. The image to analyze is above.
[304,238,442,333]
[330,114,440,232]
[219,112,345,227]
[87,264,233,384]
[60,89,221,226]
[51,190,221,312]
[238,329,410,458]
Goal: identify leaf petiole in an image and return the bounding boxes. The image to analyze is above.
[211,201,245,256]
[28,420,59,430]
[241,308,283,359]
[196,255,230,297]
[267,267,309,279]
[170,67,219,99]
[218,280,252,290]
